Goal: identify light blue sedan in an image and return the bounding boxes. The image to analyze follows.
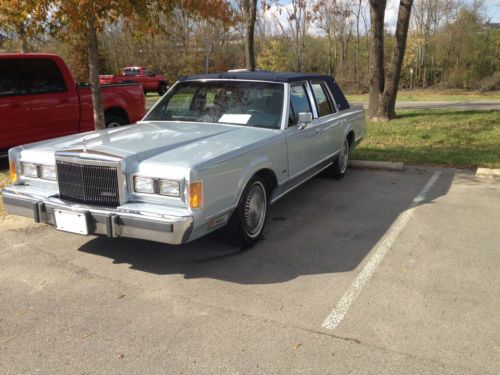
[3,71,365,246]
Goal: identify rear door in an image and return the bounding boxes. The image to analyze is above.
[23,58,80,141]
[0,59,33,150]
[309,80,343,156]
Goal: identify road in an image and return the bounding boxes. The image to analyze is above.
[350,100,500,111]
[1,167,498,374]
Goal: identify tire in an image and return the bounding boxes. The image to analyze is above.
[326,137,350,179]
[105,114,127,128]
[158,82,168,96]
[226,176,269,248]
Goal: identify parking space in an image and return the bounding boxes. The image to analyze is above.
[0,167,498,373]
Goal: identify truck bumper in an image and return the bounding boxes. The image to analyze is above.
[2,188,194,245]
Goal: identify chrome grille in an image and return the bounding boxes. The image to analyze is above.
[56,161,120,207]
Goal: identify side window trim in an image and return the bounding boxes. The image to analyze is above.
[320,80,340,113]
[304,81,319,119]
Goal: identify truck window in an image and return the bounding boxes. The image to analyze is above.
[0,59,23,96]
[23,59,67,94]
[124,68,141,75]
[311,82,335,116]
[289,84,312,125]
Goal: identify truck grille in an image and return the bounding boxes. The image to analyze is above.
[56,161,120,207]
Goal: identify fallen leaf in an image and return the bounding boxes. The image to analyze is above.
[80,331,92,339]
[293,343,302,350]
[15,309,27,317]
[118,294,125,299]
[3,336,15,344]
[117,353,124,359]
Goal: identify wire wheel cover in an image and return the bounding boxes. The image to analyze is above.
[244,182,266,237]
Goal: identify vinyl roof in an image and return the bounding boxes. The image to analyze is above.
[179,71,333,83]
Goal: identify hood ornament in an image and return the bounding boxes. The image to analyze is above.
[82,137,88,152]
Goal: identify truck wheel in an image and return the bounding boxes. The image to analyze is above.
[105,114,127,128]
[158,83,168,96]
[326,138,349,179]
[226,176,268,248]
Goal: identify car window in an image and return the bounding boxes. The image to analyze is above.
[23,59,67,94]
[0,59,23,96]
[289,84,312,125]
[311,82,335,116]
[145,81,284,129]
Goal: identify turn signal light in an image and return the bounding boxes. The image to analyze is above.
[189,181,204,209]
[9,160,17,183]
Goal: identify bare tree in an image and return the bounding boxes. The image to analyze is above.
[241,0,258,70]
[368,0,414,120]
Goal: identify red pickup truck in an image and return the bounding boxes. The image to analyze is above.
[0,53,145,153]
[100,67,169,96]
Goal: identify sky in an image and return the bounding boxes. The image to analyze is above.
[272,0,500,28]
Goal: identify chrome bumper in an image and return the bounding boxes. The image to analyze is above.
[1,188,194,245]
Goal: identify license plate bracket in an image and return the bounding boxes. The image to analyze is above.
[54,210,89,235]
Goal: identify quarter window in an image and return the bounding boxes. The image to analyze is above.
[311,82,334,116]
[289,84,312,125]
[23,59,67,94]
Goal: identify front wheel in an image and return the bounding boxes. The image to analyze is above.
[326,138,349,179]
[226,176,268,247]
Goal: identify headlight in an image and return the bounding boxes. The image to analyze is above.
[40,165,57,181]
[159,179,180,197]
[134,176,155,194]
[22,163,38,178]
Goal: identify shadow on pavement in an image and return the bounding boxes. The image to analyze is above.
[78,169,454,284]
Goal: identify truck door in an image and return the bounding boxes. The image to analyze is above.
[23,58,79,141]
[0,59,33,150]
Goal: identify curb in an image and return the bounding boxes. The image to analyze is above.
[476,168,500,177]
[348,160,405,171]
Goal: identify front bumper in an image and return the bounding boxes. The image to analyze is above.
[2,188,194,245]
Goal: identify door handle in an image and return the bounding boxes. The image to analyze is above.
[315,128,320,135]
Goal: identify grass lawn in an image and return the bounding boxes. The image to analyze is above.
[347,89,500,102]
[351,109,500,168]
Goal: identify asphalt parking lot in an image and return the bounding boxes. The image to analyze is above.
[0,167,498,374]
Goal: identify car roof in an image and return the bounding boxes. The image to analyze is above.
[179,71,334,83]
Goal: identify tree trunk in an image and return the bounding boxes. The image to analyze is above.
[367,0,386,118]
[368,0,413,121]
[86,14,105,130]
[242,0,257,71]
[381,0,413,119]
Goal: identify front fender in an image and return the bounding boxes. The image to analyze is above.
[233,156,275,206]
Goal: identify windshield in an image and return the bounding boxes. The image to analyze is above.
[144,81,284,129]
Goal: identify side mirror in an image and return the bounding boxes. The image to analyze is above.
[297,112,313,129]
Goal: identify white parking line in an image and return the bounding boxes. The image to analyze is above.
[322,171,442,330]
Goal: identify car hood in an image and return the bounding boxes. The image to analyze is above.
[17,121,282,171]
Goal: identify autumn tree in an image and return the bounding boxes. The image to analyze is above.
[368,0,413,120]
[0,0,48,52]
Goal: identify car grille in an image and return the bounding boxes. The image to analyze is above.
[56,161,120,207]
